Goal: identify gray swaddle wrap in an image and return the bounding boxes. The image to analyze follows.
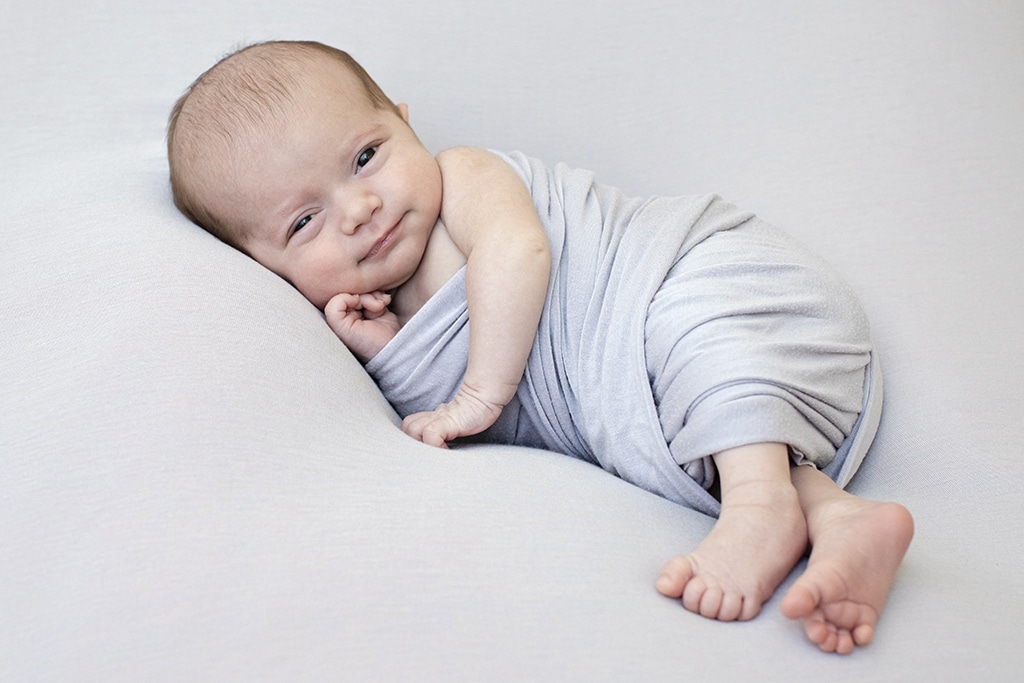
[366,151,880,516]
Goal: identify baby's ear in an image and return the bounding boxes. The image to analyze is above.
[397,102,410,123]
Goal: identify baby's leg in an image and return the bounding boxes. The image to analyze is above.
[656,442,807,621]
[781,465,913,654]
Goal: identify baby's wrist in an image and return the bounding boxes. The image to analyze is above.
[457,379,516,411]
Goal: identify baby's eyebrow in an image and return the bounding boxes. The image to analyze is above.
[270,190,315,239]
[342,122,388,154]
[252,205,296,249]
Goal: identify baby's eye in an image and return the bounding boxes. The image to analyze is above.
[294,214,313,233]
[357,147,377,169]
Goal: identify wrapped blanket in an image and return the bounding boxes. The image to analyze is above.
[367,151,879,516]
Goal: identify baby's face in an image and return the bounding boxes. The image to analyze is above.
[204,60,443,309]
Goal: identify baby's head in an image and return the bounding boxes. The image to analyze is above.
[168,41,398,250]
[167,41,443,309]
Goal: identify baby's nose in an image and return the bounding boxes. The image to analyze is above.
[343,193,383,234]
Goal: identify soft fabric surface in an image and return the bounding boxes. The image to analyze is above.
[2,1,1023,681]
[369,151,878,517]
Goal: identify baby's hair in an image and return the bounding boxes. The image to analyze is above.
[167,41,398,249]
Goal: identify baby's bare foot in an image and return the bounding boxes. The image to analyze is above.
[780,495,914,654]
[657,480,807,621]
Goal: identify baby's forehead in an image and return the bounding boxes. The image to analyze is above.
[184,58,319,166]
[197,58,303,127]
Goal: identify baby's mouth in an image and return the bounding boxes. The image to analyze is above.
[363,225,397,261]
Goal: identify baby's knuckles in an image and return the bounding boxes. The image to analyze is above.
[400,389,504,448]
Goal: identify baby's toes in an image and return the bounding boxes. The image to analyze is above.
[686,581,721,618]
[804,615,855,655]
[655,556,694,598]
[717,590,746,621]
[821,601,878,642]
[834,631,855,655]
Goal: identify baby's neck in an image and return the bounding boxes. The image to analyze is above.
[390,219,466,326]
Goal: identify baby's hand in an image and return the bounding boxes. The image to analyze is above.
[324,291,400,363]
[402,385,505,448]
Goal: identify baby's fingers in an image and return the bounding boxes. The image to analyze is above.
[325,292,359,317]
[402,412,452,449]
[359,291,392,315]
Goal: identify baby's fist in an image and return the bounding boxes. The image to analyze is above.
[401,387,505,448]
[325,291,400,363]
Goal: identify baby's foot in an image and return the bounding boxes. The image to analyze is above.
[657,480,807,621]
[780,497,914,654]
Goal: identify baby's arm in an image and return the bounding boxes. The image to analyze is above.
[324,291,400,364]
[402,147,550,447]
